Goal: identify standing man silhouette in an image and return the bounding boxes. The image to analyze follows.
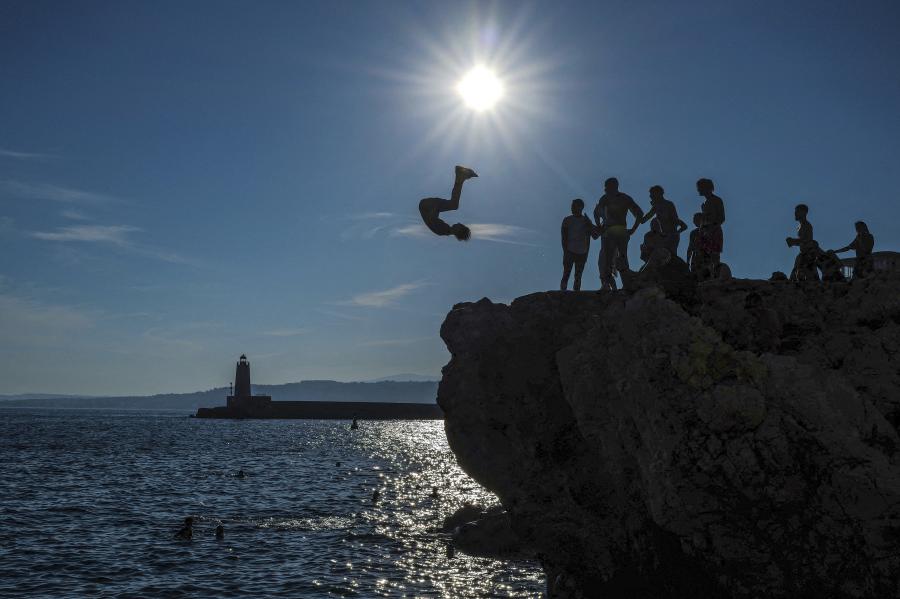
[594,177,643,291]
[697,178,725,248]
[560,198,593,291]
[786,204,818,281]
[639,185,688,258]
[418,165,478,241]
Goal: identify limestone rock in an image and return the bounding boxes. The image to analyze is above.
[438,278,900,598]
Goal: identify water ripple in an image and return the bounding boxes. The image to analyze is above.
[0,409,543,597]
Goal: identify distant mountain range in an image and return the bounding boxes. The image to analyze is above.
[364,373,440,383]
[0,379,440,411]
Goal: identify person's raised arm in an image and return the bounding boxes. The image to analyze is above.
[640,206,656,225]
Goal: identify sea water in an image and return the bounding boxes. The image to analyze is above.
[0,409,543,598]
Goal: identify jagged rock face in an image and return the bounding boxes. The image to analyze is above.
[438,279,900,598]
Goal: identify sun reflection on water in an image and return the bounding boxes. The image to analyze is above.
[0,412,544,598]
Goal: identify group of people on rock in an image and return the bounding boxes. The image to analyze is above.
[786,204,875,282]
[560,177,728,291]
[417,166,877,289]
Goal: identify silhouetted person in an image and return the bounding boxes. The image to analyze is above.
[418,165,478,241]
[697,178,725,263]
[639,185,687,257]
[685,212,703,273]
[593,177,643,291]
[787,204,818,281]
[689,212,723,280]
[560,198,592,291]
[697,178,725,226]
[236,469,246,479]
[431,486,440,499]
[215,524,225,540]
[175,517,193,540]
[372,489,380,503]
[817,248,846,282]
[350,418,359,430]
[834,221,875,278]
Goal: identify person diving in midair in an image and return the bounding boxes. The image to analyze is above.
[418,165,478,241]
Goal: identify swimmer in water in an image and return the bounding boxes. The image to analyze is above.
[215,524,225,540]
[431,486,439,499]
[372,489,381,503]
[175,516,193,541]
[418,165,478,241]
[236,469,246,479]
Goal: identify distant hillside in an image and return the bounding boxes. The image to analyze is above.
[365,373,441,383]
[0,380,439,411]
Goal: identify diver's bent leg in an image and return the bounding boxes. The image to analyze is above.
[444,176,464,212]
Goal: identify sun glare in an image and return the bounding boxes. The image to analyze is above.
[457,66,504,111]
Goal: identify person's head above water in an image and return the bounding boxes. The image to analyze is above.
[604,177,619,193]
[571,198,584,215]
[696,178,714,195]
[649,185,664,202]
[855,220,870,235]
[795,204,809,221]
[450,223,471,241]
[184,517,193,526]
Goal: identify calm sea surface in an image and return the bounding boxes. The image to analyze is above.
[0,409,543,598]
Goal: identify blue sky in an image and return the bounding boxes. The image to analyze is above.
[2,0,899,395]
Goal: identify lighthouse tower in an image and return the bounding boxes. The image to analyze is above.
[234,354,252,397]
[226,354,272,414]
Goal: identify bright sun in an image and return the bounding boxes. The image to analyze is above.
[456,66,504,111]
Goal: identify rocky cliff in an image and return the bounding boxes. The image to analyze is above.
[438,272,900,598]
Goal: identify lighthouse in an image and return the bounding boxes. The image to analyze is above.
[225,354,272,415]
[234,354,252,397]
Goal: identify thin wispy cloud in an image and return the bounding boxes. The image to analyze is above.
[0,179,121,205]
[390,224,430,238]
[262,328,307,337]
[390,222,541,246]
[468,223,542,246]
[358,336,432,347]
[30,224,197,266]
[31,224,138,244]
[0,148,55,161]
[351,212,396,220]
[339,281,426,308]
[60,209,91,221]
[0,292,95,348]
